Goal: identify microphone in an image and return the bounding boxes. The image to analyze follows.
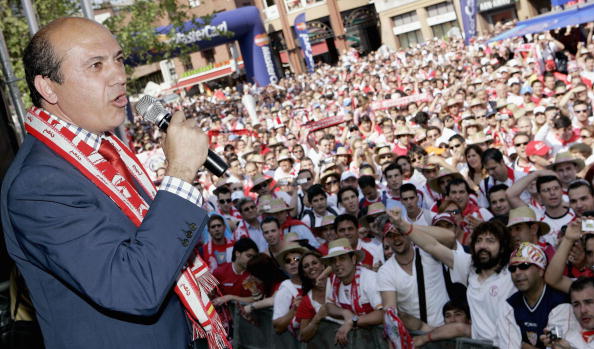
[135,95,229,177]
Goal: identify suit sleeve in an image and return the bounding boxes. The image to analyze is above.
[7,164,206,316]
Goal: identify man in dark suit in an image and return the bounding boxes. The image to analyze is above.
[1,17,213,348]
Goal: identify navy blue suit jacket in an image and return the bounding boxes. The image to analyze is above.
[1,135,206,349]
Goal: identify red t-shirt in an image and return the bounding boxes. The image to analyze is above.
[295,292,316,323]
[212,263,253,297]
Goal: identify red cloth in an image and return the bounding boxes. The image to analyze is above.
[281,217,310,231]
[98,138,135,186]
[201,239,234,272]
[212,263,253,297]
[295,293,316,323]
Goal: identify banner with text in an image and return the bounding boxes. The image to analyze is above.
[461,0,478,45]
[294,13,315,73]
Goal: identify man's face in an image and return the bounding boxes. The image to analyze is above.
[510,263,543,293]
[283,252,302,277]
[386,169,403,192]
[539,180,563,209]
[240,201,258,221]
[336,221,358,246]
[444,308,469,325]
[396,159,412,177]
[229,160,243,176]
[401,190,419,212]
[235,248,257,269]
[426,130,440,143]
[586,238,594,268]
[340,190,359,214]
[555,163,577,186]
[575,105,590,122]
[569,186,594,217]
[330,253,356,279]
[266,154,276,169]
[513,135,530,159]
[208,219,225,241]
[388,231,411,255]
[489,190,510,216]
[262,221,281,246]
[245,164,258,178]
[509,223,537,248]
[42,19,127,134]
[217,192,232,212]
[533,81,543,96]
[297,171,313,191]
[473,232,501,269]
[572,285,594,330]
[361,185,379,201]
[554,126,574,142]
[516,120,532,136]
[320,139,332,154]
[448,183,469,210]
[311,194,327,214]
[341,177,358,189]
[279,159,292,172]
[484,159,508,182]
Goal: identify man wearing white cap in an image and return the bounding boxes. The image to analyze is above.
[323,238,383,345]
[496,243,569,349]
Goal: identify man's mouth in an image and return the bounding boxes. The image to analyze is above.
[112,93,128,108]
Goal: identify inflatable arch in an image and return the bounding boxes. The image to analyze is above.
[154,6,278,86]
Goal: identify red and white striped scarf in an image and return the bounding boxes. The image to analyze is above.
[25,107,229,349]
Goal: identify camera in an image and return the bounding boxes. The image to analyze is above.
[548,326,562,341]
[583,220,594,232]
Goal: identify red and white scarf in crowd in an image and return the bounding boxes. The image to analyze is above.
[25,107,230,349]
[331,266,373,315]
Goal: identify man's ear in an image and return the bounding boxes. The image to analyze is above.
[33,75,58,105]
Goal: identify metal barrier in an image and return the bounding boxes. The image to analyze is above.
[229,304,495,349]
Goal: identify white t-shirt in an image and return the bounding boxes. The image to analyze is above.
[538,208,575,247]
[377,247,449,327]
[357,238,385,266]
[272,279,302,320]
[450,249,517,342]
[403,208,435,226]
[325,267,382,314]
[546,303,594,349]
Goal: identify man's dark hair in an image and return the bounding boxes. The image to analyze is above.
[208,214,225,227]
[553,116,572,129]
[23,25,64,107]
[569,277,594,299]
[338,186,359,204]
[261,216,280,229]
[232,237,258,262]
[568,180,594,197]
[481,148,504,165]
[236,198,255,212]
[307,184,327,202]
[413,111,429,127]
[399,183,417,197]
[395,155,411,165]
[442,299,471,320]
[536,175,562,193]
[469,220,511,273]
[334,214,358,233]
[383,163,402,178]
[358,175,376,189]
[298,168,313,178]
[449,134,465,144]
[216,186,231,197]
[487,184,508,202]
[445,178,475,196]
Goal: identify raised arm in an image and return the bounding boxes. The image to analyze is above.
[545,218,584,293]
[506,170,557,208]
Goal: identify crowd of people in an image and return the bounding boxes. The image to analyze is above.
[126,23,594,348]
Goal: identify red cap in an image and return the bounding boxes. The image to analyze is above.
[526,141,551,157]
[431,213,456,226]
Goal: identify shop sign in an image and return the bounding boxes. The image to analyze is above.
[478,0,516,12]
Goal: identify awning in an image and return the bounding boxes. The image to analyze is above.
[279,41,329,64]
[488,2,594,42]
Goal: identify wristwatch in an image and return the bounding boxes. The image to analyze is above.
[351,315,359,328]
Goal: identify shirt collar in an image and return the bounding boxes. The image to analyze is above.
[50,110,104,151]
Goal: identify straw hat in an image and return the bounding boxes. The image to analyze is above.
[509,242,547,270]
[276,241,309,265]
[394,127,414,137]
[268,137,283,148]
[250,174,273,192]
[466,132,493,146]
[507,206,550,236]
[374,147,395,164]
[315,215,336,229]
[249,154,265,163]
[495,99,508,110]
[570,143,593,158]
[320,170,340,185]
[241,147,257,159]
[321,238,365,263]
[428,169,465,194]
[277,152,295,164]
[547,152,585,172]
[469,98,484,108]
[333,147,352,159]
[359,202,386,226]
[446,99,461,107]
[260,198,292,214]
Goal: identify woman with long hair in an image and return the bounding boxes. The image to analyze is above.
[294,251,331,342]
[464,144,487,190]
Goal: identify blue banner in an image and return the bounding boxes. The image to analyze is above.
[293,13,315,73]
[461,0,478,45]
[551,0,572,6]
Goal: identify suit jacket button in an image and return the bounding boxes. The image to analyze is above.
[186,231,193,238]
[182,239,189,247]
[189,223,197,231]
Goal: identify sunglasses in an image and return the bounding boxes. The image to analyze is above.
[284,256,301,264]
[508,263,532,273]
[575,109,589,114]
[449,143,462,149]
[219,199,232,204]
[242,205,257,212]
[514,141,529,148]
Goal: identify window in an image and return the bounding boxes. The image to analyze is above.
[393,11,418,27]
[432,21,458,38]
[263,0,275,6]
[201,48,216,64]
[180,56,193,72]
[188,0,200,7]
[426,2,455,17]
[398,30,423,48]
